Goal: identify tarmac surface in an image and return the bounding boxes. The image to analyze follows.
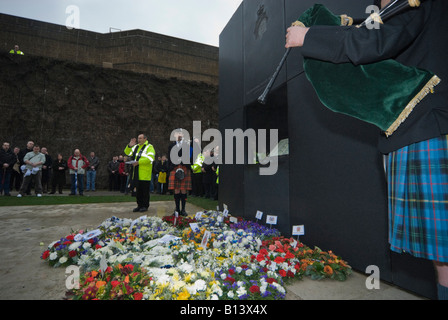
[0,191,426,300]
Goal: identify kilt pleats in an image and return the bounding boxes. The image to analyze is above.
[387,135,448,262]
[168,165,192,191]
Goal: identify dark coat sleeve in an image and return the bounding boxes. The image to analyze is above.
[300,4,429,65]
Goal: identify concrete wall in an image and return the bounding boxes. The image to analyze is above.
[0,13,219,189]
[0,13,218,85]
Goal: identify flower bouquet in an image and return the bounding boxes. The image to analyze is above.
[68,263,151,300]
[217,264,286,300]
[260,236,352,281]
[142,266,221,300]
[230,220,282,240]
[41,230,105,268]
[43,210,352,300]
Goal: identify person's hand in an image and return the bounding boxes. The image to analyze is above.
[129,138,137,147]
[285,26,309,48]
[132,161,139,167]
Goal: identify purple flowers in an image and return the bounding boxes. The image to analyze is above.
[230,220,281,239]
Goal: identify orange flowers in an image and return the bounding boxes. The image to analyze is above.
[324,265,333,275]
[70,264,151,300]
[260,236,352,281]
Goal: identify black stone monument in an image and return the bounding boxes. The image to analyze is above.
[219,0,437,299]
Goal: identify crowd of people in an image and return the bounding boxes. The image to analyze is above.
[0,138,219,204]
[121,131,219,215]
[0,141,100,197]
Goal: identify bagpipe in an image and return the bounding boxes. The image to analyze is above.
[258,0,441,137]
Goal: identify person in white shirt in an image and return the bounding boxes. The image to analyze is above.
[17,145,45,197]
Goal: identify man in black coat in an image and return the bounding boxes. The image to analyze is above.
[0,142,16,196]
[285,0,448,299]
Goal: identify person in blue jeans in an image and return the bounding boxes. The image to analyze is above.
[68,149,89,196]
[86,151,99,191]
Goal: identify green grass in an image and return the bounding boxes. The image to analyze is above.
[0,193,218,210]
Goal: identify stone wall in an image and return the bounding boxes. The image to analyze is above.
[0,13,219,189]
[0,53,218,189]
[0,13,218,85]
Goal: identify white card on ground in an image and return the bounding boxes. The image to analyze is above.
[190,223,200,233]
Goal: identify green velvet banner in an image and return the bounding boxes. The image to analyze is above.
[299,4,440,136]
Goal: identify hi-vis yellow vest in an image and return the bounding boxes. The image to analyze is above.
[124,141,155,181]
[191,153,204,174]
[9,49,24,55]
[216,166,219,184]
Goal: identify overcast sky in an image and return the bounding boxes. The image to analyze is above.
[0,0,243,47]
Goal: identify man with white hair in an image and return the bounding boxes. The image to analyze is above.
[67,149,89,196]
[17,145,45,197]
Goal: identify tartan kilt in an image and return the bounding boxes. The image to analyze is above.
[168,165,192,191]
[387,135,448,263]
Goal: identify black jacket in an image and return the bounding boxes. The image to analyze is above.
[300,0,448,153]
[168,141,192,170]
[202,159,217,184]
[18,147,33,165]
[53,159,68,175]
[155,159,169,174]
[0,148,15,172]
